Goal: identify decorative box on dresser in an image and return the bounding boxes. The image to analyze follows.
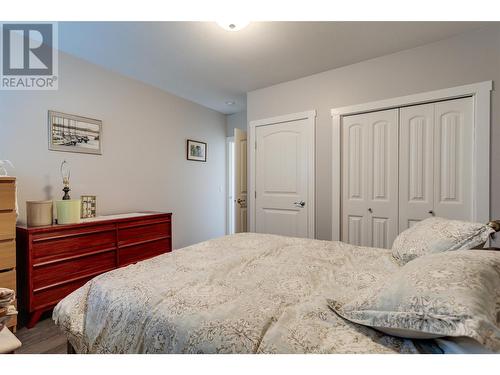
[16,212,172,328]
[0,177,17,332]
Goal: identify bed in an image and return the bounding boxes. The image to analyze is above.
[53,230,500,354]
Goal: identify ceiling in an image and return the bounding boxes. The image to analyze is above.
[58,22,490,114]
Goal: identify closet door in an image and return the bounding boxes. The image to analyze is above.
[434,97,473,220]
[399,97,473,228]
[342,114,369,246]
[399,103,435,231]
[342,109,399,248]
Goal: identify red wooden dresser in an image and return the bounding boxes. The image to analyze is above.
[16,212,172,328]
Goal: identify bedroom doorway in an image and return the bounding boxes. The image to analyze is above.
[249,111,316,238]
[226,129,248,235]
[226,137,235,235]
[234,128,248,233]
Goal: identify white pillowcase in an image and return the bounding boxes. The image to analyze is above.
[391,217,494,265]
[328,250,500,352]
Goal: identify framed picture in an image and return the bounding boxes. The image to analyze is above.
[186,139,207,162]
[80,195,97,218]
[48,110,102,155]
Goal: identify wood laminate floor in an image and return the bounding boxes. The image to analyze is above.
[15,314,67,354]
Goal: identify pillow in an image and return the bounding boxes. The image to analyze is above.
[328,250,500,352]
[391,217,494,265]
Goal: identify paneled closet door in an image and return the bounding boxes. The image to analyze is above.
[342,114,369,246]
[342,109,399,248]
[434,97,473,220]
[399,97,473,229]
[399,103,435,231]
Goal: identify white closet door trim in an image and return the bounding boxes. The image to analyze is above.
[331,81,492,241]
[249,110,316,236]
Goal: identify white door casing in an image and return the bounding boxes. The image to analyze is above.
[331,81,492,242]
[249,111,315,238]
[226,137,235,234]
[234,128,248,233]
[342,109,399,248]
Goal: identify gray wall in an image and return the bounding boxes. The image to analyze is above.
[247,25,500,241]
[226,111,247,137]
[0,52,227,249]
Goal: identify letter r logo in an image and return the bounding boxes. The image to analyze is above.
[2,23,53,75]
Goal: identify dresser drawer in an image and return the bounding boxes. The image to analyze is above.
[118,220,170,247]
[0,181,15,210]
[0,211,16,241]
[32,274,98,311]
[0,240,15,270]
[32,227,116,263]
[33,250,116,290]
[119,237,170,267]
[0,269,16,291]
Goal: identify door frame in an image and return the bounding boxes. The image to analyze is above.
[331,81,492,241]
[225,136,235,235]
[249,110,316,237]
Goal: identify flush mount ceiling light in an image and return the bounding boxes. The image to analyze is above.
[225,100,236,106]
[216,21,250,32]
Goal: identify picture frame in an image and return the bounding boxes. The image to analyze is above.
[80,195,97,218]
[186,139,207,162]
[48,110,103,155]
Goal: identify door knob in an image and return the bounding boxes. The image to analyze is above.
[368,208,373,213]
[428,210,435,216]
[293,201,306,208]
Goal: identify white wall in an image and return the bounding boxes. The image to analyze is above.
[226,111,247,137]
[0,51,227,249]
[248,25,500,242]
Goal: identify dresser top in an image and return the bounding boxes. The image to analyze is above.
[0,176,15,182]
[17,211,171,232]
[81,212,157,223]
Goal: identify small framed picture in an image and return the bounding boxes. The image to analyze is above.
[80,195,97,218]
[186,139,207,162]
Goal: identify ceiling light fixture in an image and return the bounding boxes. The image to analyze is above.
[216,21,250,32]
[225,100,236,106]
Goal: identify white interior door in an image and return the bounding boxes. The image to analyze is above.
[433,97,473,220]
[399,103,435,231]
[234,128,247,233]
[342,109,399,248]
[255,118,313,238]
[342,113,369,246]
[399,97,473,229]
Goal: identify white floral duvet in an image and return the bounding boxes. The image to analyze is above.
[53,233,420,353]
